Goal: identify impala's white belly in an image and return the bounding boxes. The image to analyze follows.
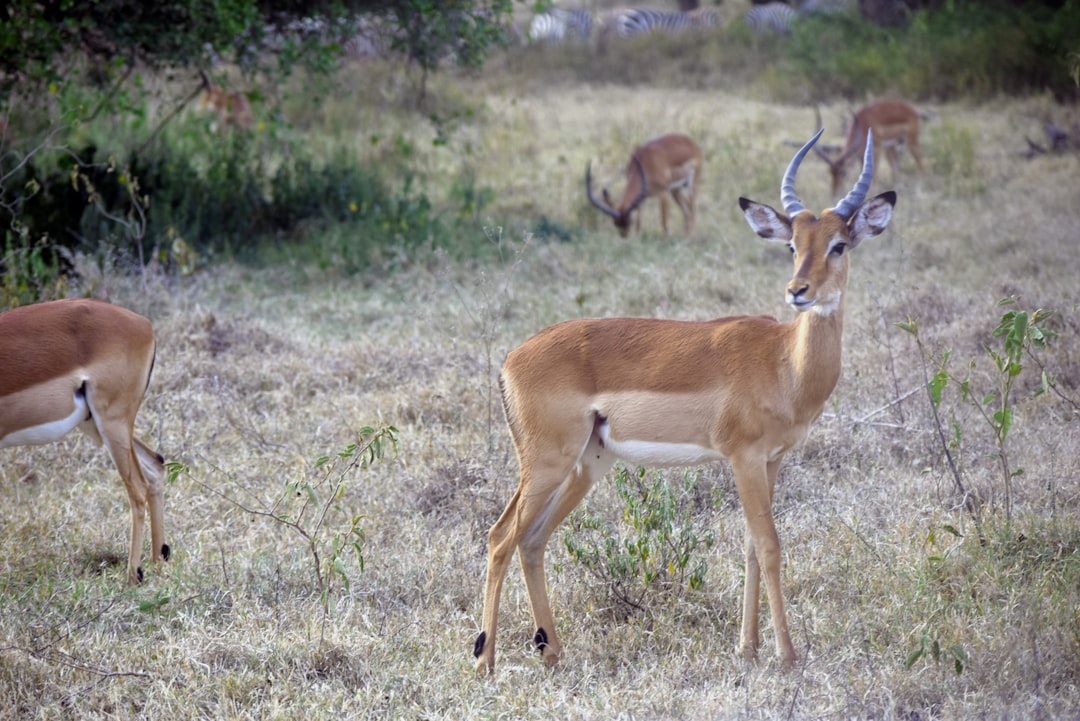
[0,389,88,448]
[597,422,723,467]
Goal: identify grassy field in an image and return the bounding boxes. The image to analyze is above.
[2,36,1080,720]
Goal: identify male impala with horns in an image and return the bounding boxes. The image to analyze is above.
[586,133,702,237]
[474,128,896,673]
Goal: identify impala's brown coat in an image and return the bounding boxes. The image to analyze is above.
[474,132,896,674]
[0,299,167,585]
[588,133,702,236]
[197,84,254,134]
[819,99,925,196]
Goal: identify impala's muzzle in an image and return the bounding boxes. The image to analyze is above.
[786,281,814,311]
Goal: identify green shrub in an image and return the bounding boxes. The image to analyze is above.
[777,1,1080,102]
[562,466,715,617]
[0,235,71,310]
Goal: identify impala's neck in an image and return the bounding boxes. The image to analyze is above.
[790,290,846,412]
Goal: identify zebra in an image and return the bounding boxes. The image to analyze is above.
[744,2,800,35]
[528,8,593,44]
[599,7,721,42]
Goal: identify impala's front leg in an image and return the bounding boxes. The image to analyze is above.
[741,523,762,661]
[733,454,795,668]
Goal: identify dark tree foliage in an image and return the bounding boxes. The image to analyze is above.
[0,0,522,276]
[0,0,519,96]
[0,0,258,90]
[379,0,515,101]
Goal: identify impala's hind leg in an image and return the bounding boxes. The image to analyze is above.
[518,427,615,668]
[85,382,156,585]
[672,186,694,235]
[474,413,611,674]
[135,438,169,564]
[907,129,926,174]
[102,433,150,585]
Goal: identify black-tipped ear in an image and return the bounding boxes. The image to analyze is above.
[877,190,898,208]
[740,197,793,242]
[848,191,896,246]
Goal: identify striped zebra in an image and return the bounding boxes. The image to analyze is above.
[528,8,593,44]
[745,2,799,35]
[599,7,721,42]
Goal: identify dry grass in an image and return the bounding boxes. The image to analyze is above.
[2,50,1080,720]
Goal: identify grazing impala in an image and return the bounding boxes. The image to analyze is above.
[196,71,254,134]
[0,299,168,585]
[816,100,925,197]
[586,133,702,237]
[473,129,896,674]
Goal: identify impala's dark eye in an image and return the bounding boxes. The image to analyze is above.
[831,243,846,256]
[787,244,796,255]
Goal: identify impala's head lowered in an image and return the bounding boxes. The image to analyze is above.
[586,133,703,237]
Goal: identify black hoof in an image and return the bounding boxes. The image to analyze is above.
[534,627,548,652]
[473,631,487,658]
[161,543,171,561]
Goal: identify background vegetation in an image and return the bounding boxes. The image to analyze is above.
[1,1,1079,719]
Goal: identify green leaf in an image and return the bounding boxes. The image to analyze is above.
[896,319,918,334]
[950,645,967,675]
[929,370,949,406]
[905,636,927,670]
[138,590,170,613]
[990,407,1012,438]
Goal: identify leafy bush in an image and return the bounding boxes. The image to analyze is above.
[0,115,497,283]
[0,236,71,310]
[899,297,1065,526]
[778,1,1080,102]
[562,466,715,617]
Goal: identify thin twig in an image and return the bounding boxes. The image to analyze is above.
[852,387,921,425]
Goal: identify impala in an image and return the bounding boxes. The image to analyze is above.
[473,129,896,674]
[815,99,925,196]
[586,133,702,237]
[0,299,169,585]
[196,71,254,134]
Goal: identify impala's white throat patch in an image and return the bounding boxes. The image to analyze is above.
[811,289,842,316]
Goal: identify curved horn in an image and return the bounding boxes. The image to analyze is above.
[780,128,824,217]
[831,128,874,221]
[586,162,620,220]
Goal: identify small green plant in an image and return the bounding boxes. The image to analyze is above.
[899,297,1058,524]
[194,424,398,636]
[903,523,968,675]
[906,631,968,676]
[562,466,714,616]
